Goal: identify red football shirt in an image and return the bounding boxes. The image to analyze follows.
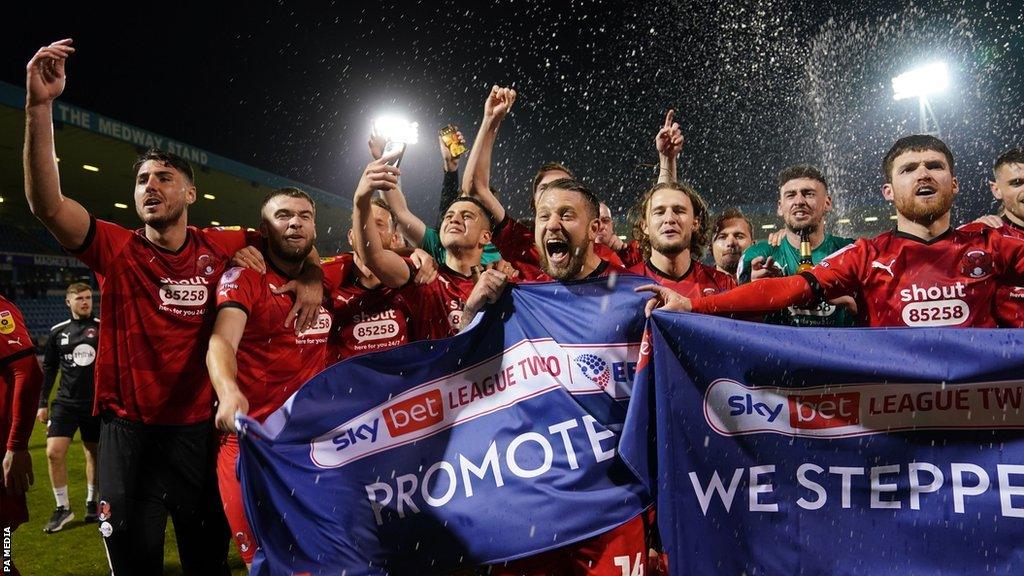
[71,218,257,424]
[994,219,1024,327]
[616,240,645,268]
[401,266,476,340]
[0,296,39,450]
[322,254,415,362]
[627,259,736,298]
[810,225,1024,327]
[216,264,331,422]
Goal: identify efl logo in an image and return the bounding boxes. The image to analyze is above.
[789,393,860,429]
[383,390,444,437]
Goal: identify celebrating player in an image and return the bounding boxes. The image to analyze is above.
[989,146,1024,327]
[207,188,332,567]
[737,164,856,326]
[24,39,325,573]
[710,208,754,275]
[671,135,1024,327]
[625,182,735,297]
[353,157,491,339]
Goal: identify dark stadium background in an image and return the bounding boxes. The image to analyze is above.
[2,2,1022,573]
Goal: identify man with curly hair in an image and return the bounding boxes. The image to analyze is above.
[626,182,735,297]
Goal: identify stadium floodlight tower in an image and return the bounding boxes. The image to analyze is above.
[372,115,419,162]
[892,61,949,137]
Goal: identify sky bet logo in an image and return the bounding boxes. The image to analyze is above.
[728,394,783,422]
[383,389,444,437]
[332,418,380,451]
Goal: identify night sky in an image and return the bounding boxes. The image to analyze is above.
[5,1,1023,231]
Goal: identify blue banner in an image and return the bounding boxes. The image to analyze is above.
[620,312,1024,575]
[238,277,654,575]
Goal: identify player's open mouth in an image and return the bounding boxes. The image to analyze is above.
[915,186,937,197]
[546,239,570,264]
[143,197,162,207]
[792,209,808,218]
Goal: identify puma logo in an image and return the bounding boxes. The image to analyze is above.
[335,294,353,304]
[7,338,21,346]
[871,258,896,277]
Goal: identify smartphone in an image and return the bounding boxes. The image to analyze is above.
[382,141,406,167]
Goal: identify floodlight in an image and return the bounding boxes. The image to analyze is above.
[892,62,949,101]
[372,116,419,144]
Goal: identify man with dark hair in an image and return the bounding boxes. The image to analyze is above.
[207,188,333,568]
[354,157,492,339]
[990,146,1024,326]
[737,163,856,327]
[672,135,1024,328]
[24,39,325,573]
[711,208,754,275]
[369,128,505,267]
[38,282,100,533]
[625,182,735,297]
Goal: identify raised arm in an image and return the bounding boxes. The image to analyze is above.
[461,85,516,223]
[436,130,465,227]
[353,158,414,288]
[24,39,91,249]
[379,181,427,247]
[654,109,684,184]
[207,308,249,433]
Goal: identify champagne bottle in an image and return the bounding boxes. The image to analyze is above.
[439,124,467,158]
[797,228,814,273]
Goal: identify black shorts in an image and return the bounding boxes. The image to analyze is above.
[97,414,229,574]
[46,402,100,443]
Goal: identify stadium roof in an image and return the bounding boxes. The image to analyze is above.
[0,81,352,253]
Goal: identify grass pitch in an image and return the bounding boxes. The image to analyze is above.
[14,421,245,575]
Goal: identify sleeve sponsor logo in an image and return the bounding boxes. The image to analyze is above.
[0,310,15,335]
[309,339,640,468]
[705,379,1024,438]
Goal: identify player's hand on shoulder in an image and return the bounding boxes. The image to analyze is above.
[231,246,266,274]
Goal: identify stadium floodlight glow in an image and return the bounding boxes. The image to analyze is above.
[210,220,221,226]
[864,216,879,222]
[82,164,100,172]
[761,224,776,230]
[114,202,128,209]
[372,115,419,145]
[892,62,949,101]
[836,218,851,224]
[204,194,216,200]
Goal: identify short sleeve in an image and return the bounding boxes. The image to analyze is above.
[215,267,260,316]
[68,217,133,275]
[0,301,34,364]
[202,226,261,257]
